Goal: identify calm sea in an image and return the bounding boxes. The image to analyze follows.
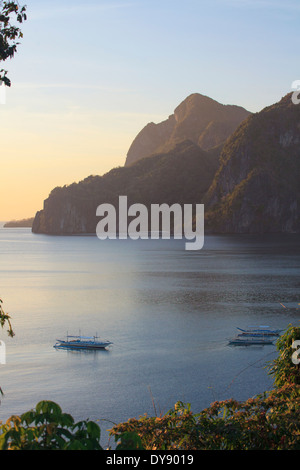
[0,226,299,446]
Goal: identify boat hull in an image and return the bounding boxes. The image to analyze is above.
[237,328,281,336]
[228,338,274,345]
[54,340,112,350]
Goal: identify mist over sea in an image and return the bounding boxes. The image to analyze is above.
[0,227,299,446]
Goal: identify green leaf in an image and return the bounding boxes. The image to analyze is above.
[116,432,144,450]
[86,421,101,440]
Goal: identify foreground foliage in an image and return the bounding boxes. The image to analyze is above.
[0,401,102,450]
[110,324,300,450]
[0,1,27,86]
[110,384,300,450]
[0,325,300,450]
[0,298,14,338]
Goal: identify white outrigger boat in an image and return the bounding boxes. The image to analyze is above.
[228,336,275,346]
[54,335,112,350]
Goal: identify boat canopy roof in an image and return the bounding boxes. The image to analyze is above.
[67,335,98,340]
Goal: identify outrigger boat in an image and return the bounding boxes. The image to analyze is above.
[54,334,112,350]
[228,325,282,346]
[228,336,275,346]
[236,326,282,337]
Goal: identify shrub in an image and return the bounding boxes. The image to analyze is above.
[0,401,102,450]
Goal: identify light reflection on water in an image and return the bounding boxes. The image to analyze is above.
[0,228,299,445]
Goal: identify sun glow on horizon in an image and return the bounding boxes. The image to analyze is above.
[1,0,298,220]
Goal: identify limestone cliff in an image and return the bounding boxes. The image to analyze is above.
[125,93,251,166]
[32,141,219,234]
[33,92,300,236]
[205,93,300,233]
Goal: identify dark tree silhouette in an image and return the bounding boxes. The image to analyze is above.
[0,1,27,86]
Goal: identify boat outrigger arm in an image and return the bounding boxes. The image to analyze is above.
[236,327,282,336]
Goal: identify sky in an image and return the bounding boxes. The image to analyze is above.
[0,0,299,220]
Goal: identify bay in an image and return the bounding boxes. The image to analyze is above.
[0,227,299,446]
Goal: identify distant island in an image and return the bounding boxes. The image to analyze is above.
[4,217,34,228]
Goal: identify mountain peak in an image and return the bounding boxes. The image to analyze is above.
[125,93,251,166]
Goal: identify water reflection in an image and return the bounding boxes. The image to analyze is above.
[0,229,299,439]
